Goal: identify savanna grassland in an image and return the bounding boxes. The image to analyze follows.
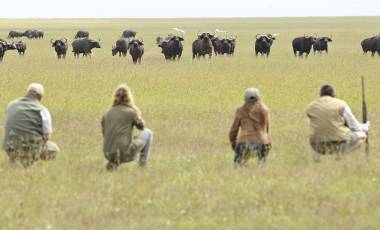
[1,17,380,229]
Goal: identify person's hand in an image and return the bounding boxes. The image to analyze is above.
[363,121,370,133]
[231,142,236,151]
[43,133,50,142]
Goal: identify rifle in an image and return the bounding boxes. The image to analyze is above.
[361,76,369,156]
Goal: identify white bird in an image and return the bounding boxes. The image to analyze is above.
[172,28,185,34]
[215,29,227,33]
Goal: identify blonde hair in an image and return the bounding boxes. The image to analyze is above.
[112,84,141,114]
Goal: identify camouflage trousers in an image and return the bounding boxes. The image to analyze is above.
[310,132,362,156]
[234,143,271,166]
[310,141,345,155]
[5,134,60,168]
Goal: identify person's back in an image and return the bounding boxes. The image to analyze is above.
[3,95,45,147]
[102,105,141,155]
[307,96,351,143]
[234,102,270,145]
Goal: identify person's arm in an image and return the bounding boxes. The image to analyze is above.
[265,110,271,147]
[229,111,240,151]
[133,114,145,130]
[101,114,105,137]
[343,105,369,132]
[40,108,52,141]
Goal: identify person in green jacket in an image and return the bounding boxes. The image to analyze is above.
[101,84,153,171]
[2,83,60,168]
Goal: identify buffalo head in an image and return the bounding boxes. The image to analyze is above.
[90,40,101,48]
[3,42,16,50]
[111,46,117,56]
[129,39,144,48]
[256,34,273,44]
[51,38,67,47]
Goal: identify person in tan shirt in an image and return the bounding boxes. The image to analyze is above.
[306,85,369,161]
[229,87,271,166]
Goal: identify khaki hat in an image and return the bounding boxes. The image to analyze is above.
[27,83,44,96]
[244,87,260,102]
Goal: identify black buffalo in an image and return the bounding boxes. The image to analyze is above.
[192,32,214,59]
[23,30,43,39]
[72,38,101,57]
[220,37,236,55]
[292,36,316,57]
[51,38,68,58]
[0,41,16,61]
[313,36,333,54]
[0,44,4,62]
[112,38,129,57]
[255,34,277,56]
[15,41,27,55]
[75,30,90,39]
[212,37,236,56]
[211,37,223,55]
[361,36,380,56]
[37,30,44,39]
[128,39,144,64]
[122,30,137,39]
[156,35,184,60]
[23,30,33,38]
[8,31,24,38]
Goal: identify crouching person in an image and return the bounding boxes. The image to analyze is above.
[306,85,369,161]
[101,84,153,171]
[229,87,271,167]
[2,83,60,168]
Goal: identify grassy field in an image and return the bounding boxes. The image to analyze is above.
[1,17,380,229]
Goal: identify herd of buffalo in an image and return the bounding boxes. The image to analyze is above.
[0,29,379,63]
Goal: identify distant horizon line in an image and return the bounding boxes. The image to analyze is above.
[1,15,380,20]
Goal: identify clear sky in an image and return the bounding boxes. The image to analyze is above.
[2,0,379,18]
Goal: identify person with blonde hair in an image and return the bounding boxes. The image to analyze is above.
[2,83,60,168]
[101,84,153,171]
[229,87,271,166]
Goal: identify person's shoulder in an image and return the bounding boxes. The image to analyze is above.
[121,105,136,113]
[7,97,23,108]
[260,102,270,112]
[235,105,244,115]
[39,103,48,111]
[333,98,348,106]
[113,105,138,116]
[102,106,116,116]
[306,98,320,112]
[307,98,319,107]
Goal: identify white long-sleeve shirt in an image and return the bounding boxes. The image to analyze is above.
[343,105,368,133]
[40,108,52,134]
